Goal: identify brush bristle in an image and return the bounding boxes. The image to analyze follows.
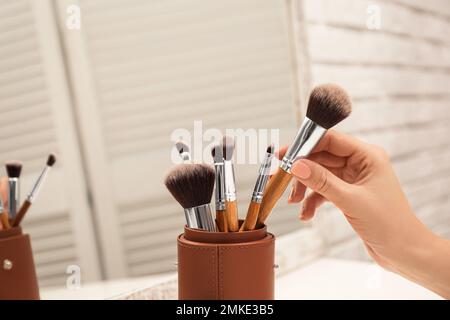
[47,153,57,167]
[175,140,190,155]
[266,144,274,154]
[5,161,22,178]
[211,143,223,163]
[164,164,215,209]
[222,135,235,161]
[306,84,352,129]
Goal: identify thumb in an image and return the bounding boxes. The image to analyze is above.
[291,159,351,205]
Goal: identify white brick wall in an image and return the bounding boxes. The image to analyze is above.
[293,0,450,260]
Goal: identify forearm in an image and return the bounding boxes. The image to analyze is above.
[394,230,450,299]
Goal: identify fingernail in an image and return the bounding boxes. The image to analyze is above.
[291,161,311,179]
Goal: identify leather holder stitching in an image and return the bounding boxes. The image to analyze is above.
[211,246,217,299]
[219,247,223,299]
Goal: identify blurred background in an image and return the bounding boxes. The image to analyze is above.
[0,0,449,289]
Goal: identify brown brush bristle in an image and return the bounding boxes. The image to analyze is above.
[175,140,189,155]
[266,144,274,154]
[5,161,22,178]
[164,164,215,209]
[306,84,352,129]
[222,135,235,161]
[211,143,223,163]
[47,153,57,167]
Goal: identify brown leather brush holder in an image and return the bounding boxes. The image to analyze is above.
[177,222,275,300]
[0,227,40,300]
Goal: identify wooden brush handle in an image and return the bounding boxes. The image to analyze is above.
[256,168,292,227]
[239,201,260,232]
[225,200,239,232]
[216,210,229,232]
[1,211,10,229]
[12,200,31,227]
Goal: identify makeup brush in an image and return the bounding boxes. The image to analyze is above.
[175,140,192,164]
[257,84,352,227]
[240,144,274,231]
[0,178,10,229]
[222,136,239,232]
[12,154,57,227]
[5,161,22,222]
[165,163,217,231]
[211,143,228,232]
[0,199,8,230]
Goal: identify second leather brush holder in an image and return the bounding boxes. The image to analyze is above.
[0,227,40,300]
[177,223,275,300]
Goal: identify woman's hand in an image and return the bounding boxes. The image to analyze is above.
[279,130,450,298]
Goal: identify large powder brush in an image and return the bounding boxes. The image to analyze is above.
[256,84,352,227]
[165,163,216,231]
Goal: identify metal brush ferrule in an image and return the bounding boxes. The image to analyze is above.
[214,163,226,210]
[184,204,216,232]
[224,160,236,201]
[251,152,274,203]
[280,117,327,173]
[8,178,19,219]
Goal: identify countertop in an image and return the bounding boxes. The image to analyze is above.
[41,258,441,300]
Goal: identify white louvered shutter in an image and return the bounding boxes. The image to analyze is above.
[0,0,101,287]
[55,0,301,279]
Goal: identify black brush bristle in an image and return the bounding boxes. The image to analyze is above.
[164,164,215,209]
[175,140,190,155]
[306,84,352,129]
[211,143,223,163]
[266,144,274,154]
[47,153,57,167]
[5,161,22,178]
[222,135,235,161]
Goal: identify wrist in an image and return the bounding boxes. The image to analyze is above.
[393,226,450,298]
[383,216,434,270]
